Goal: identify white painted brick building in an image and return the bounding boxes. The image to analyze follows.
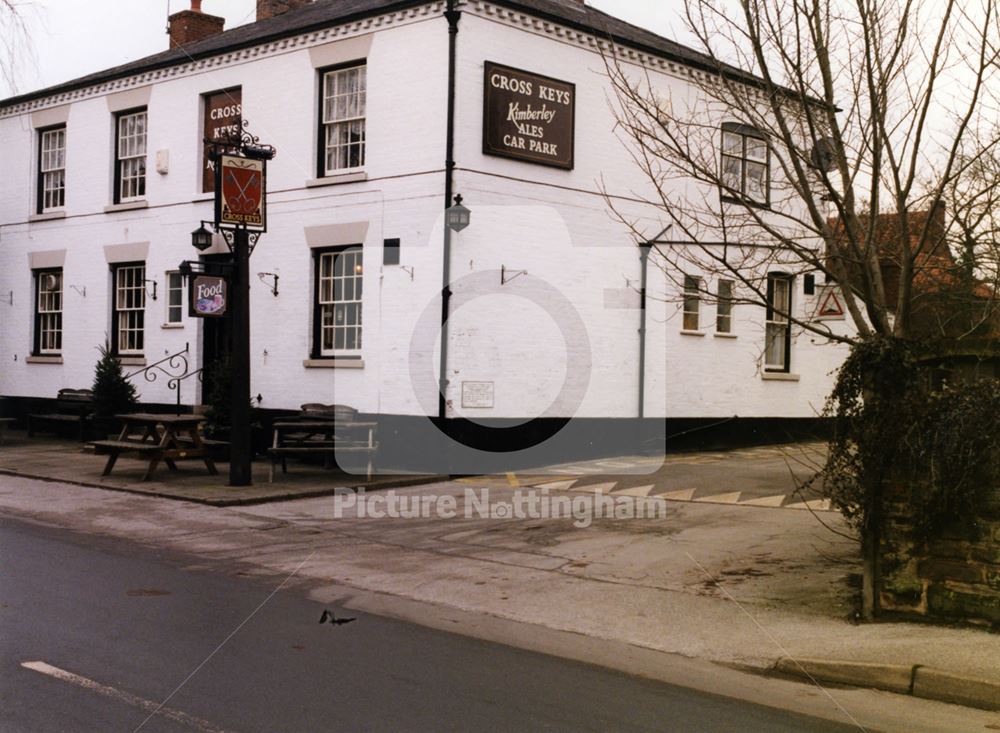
[0,0,853,460]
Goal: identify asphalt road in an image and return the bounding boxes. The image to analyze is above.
[0,517,858,733]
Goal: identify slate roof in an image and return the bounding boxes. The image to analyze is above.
[1,0,741,108]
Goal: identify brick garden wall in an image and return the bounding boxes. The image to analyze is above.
[880,487,1000,626]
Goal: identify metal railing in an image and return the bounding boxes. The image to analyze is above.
[125,343,203,414]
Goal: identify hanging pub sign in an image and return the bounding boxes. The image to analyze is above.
[189,274,229,318]
[202,88,242,193]
[483,61,575,170]
[216,154,266,231]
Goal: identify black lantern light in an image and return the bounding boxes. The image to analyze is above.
[446,194,471,232]
[191,223,214,251]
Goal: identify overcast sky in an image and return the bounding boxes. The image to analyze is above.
[4,1,688,98]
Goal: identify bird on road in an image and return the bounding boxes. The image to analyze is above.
[319,609,356,626]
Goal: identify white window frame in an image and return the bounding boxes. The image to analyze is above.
[165,271,184,325]
[114,263,146,355]
[721,123,769,206]
[316,248,363,357]
[765,274,792,372]
[34,269,63,355]
[716,279,734,333]
[116,109,147,203]
[682,275,701,331]
[321,64,367,175]
[39,126,66,213]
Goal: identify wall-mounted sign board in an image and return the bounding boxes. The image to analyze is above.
[461,381,495,409]
[202,88,242,193]
[483,61,575,170]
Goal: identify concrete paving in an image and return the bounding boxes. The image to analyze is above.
[1,433,999,722]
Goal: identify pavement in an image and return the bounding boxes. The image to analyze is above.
[0,431,999,725]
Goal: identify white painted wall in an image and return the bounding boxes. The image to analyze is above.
[0,3,852,421]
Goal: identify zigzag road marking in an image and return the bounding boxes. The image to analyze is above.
[611,484,656,498]
[659,488,697,501]
[739,494,787,508]
[693,491,743,504]
[785,498,833,511]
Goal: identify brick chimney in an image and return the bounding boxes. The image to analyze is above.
[168,1,225,49]
[256,0,312,22]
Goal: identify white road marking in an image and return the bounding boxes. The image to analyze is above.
[611,484,656,498]
[785,498,834,512]
[576,482,619,494]
[535,480,579,491]
[693,491,743,505]
[739,494,787,508]
[20,661,235,733]
[659,488,697,501]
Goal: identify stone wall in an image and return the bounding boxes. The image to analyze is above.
[880,487,1000,627]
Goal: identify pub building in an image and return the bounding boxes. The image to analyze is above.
[0,0,853,471]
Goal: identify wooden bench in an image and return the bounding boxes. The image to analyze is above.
[28,388,94,441]
[90,413,217,482]
[268,404,377,482]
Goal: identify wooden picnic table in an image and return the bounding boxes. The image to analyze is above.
[268,419,378,483]
[91,413,218,482]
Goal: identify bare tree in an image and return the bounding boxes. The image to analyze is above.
[604,0,1000,344]
[0,0,37,97]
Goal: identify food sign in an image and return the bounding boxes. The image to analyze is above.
[189,275,228,318]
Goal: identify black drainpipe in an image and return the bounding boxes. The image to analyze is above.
[637,243,651,419]
[439,0,461,423]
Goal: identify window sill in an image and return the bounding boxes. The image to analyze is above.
[104,201,148,214]
[161,323,184,329]
[306,171,368,188]
[762,372,800,382]
[303,359,364,369]
[29,211,66,222]
[117,356,147,367]
[25,355,63,364]
[679,330,706,337]
[190,194,214,203]
[714,333,738,339]
[720,195,771,211]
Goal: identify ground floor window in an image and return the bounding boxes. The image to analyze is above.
[682,275,701,331]
[765,273,792,371]
[716,279,734,333]
[113,262,146,355]
[313,247,363,357]
[165,271,183,324]
[33,268,62,354]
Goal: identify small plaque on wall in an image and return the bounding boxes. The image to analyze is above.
[461,381,495,409]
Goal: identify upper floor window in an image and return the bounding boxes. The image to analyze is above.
[113,262,146,355]
[320,63,366,176]
[38,126,66,213]
[682,275,701,331]
[765,273,792,372]
[115,109,147,203]
[721,123,769,205]
[33,269,63,355]
[313,247,363,357]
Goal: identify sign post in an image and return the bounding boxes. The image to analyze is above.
[198,122,275,487]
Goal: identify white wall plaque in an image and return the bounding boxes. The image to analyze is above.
[461,381,495,409]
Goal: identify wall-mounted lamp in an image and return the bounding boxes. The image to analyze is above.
[446,194,471,232]
[257,272,279,297]
[143,279,158,301]
[191,222,215,252]
[501,265,527,285]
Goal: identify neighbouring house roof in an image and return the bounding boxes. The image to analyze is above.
[0,0,745,110]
